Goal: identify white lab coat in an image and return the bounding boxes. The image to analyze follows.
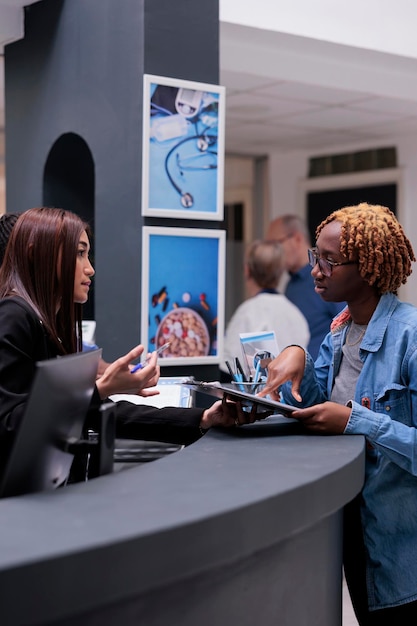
[220,292,310,373]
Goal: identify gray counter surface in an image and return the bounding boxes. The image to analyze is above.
[0,416,364,626]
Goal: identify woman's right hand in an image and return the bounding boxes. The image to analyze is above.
[257,345,306,402]
[95,345,160,400]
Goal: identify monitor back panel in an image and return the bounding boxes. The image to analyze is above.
[0,349,101,498]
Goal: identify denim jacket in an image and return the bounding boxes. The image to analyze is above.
[281,293,417,610]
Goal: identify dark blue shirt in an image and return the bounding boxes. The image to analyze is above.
[285,264,345,360]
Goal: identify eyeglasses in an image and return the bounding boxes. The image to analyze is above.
[308,248,356,277]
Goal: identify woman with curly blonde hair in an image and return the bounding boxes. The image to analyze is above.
[260,203,417,624]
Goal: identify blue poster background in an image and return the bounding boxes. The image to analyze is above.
[147,233,220,358]
[148,82,219,213]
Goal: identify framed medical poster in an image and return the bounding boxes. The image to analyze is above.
[141,226,226,365]
[141,74,225,221]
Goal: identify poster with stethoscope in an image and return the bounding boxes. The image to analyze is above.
[141,226,226,365]
[141,74,225,220]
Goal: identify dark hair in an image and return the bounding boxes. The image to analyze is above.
[0,213,21,266]
[0,207,90,354]
[317,202,416,295]
[246,239,284,289]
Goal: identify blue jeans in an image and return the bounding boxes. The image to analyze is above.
[344,496,417,626]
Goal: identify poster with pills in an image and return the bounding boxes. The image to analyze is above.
[141,74,225,220]
[141,226,226,365]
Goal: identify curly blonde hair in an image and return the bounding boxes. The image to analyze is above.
[316,202,415,295]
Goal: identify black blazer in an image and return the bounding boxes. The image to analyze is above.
[0,297,204,472]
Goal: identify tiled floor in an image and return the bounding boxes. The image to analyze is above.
[343,577,359,625]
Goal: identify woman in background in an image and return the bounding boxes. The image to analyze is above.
[220,239,310,378]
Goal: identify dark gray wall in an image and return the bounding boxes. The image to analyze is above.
[4,0,220,379]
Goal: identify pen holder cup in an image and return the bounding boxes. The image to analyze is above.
[230,381,265,395]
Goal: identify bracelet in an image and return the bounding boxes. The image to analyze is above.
[199,426,208,436]
[282,344,307,366]
[282,344,304,352]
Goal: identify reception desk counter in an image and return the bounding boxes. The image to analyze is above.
[0,416,364,626]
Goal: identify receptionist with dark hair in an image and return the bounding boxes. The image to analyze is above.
[0,208,256,476]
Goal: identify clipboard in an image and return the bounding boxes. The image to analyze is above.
[182,381,295,417]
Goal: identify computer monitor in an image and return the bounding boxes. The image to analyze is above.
[0,349,102,499]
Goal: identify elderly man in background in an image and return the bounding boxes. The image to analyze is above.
[267,214,344,359]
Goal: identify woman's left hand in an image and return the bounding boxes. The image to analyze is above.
[200,394,273,430]
[291,401,351,434]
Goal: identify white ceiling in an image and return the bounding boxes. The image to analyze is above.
[2,1,417,162]
[222,70,417,156]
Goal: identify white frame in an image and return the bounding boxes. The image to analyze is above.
[141,226,226,366]
[141,74,225,221]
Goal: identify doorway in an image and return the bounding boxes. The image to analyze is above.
[43,133,95,319]
[222,186,254,324]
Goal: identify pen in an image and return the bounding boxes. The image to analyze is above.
[232,357,247,391]
[224,360,235,380]
[253,359,262,384]
[130,342,171,373]
[232,370,245,392]
[235,357,246,382]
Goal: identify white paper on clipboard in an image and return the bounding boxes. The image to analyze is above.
[110,376,194,408]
